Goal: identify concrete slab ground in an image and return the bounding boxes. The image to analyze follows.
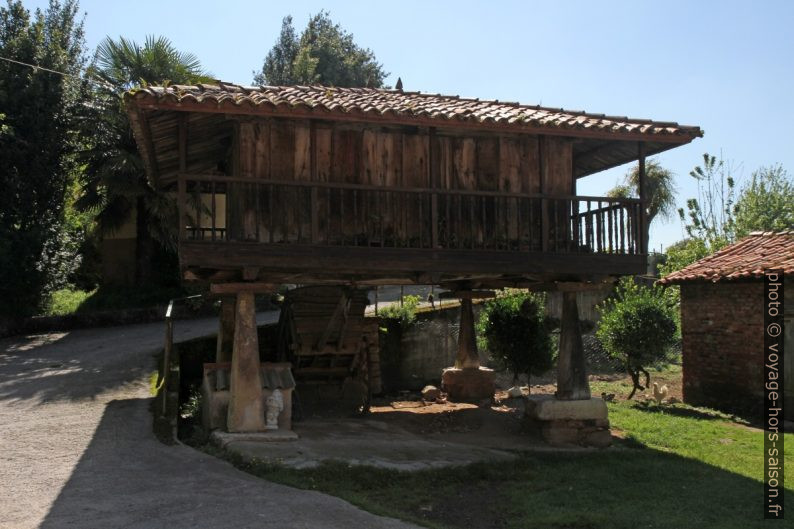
[220,394,601,470]
[220,417,518,470]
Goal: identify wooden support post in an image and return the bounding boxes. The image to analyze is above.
[429,126,439,248]
[556,291,591,400]
[177,115,187,244]
[638,141,647,255]
[227,291,265,432]
[455,298,480,369]
[539,136,549,252]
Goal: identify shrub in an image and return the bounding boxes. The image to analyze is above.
[476,290,554,386]
[596,278,677,398]
[379,295,421,327]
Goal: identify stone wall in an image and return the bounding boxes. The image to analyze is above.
[377,303,491,392]
[680,280,793,418]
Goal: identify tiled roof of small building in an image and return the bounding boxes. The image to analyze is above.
[659,231,794,284]
[125,82,703,140]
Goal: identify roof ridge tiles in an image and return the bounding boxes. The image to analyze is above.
[125,83,703,139]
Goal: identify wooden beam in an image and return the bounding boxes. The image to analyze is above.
[638,141,648,255]
[526,281,615,293]
[439,290,496,300]
[177,115,187,245]
[241,267,260,281]
[210,282,277,295]
[182,242,647,278]
[136,109,160,183]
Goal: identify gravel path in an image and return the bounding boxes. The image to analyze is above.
[0,316,417,529]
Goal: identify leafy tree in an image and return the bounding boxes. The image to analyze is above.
[254,11,388,88]
[0,0,87,317]
[476,291,554,387]
[658,238,710,278]
[608,158,677,226]
[379,294,421,327]
[77,36,210,285]
[254,15,299,85]
[678,153,737,249]
[596,278,677,399]
[733,165,794,238]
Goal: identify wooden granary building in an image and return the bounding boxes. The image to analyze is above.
[126,83,701,434]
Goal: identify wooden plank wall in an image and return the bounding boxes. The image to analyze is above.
[225,117,573,244]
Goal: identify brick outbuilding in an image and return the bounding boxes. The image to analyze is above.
[659,232,793,420]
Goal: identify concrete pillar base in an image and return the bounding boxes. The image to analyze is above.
[441,367,495,403]
[524,395,611,448]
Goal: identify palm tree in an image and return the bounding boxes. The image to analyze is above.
[78,36,211,285]
[607,158,677,226]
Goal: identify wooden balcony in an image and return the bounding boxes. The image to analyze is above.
[178,173,646,285]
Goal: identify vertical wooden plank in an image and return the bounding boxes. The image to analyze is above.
[294,121,311,181]
[638,141,647,255]
[177,115,187,243]
[429,127,438,249]
[454,137,477,190]
[539,136,548,252]
[310,122,318,243]
[362,129,377,185]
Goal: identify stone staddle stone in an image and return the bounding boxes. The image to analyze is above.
[524,395,608,421]
[441,367,495,402]
[524,395,611,448]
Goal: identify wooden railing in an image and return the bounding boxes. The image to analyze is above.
[178,174,643,255]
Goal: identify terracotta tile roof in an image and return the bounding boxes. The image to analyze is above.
[659,231,794,284]
[125,82,703,140]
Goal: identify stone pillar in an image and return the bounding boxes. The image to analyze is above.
[214,295,236,391]
[442,295,494,402]
[556,291,591,400]
[455,298,480,369]
[227,291,265,432]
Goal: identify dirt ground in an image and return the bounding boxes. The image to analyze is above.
[365,367,684,448]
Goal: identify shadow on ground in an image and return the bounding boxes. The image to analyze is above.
[40,398,415,529]
[0,328,154,403]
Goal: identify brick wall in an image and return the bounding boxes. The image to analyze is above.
[680,281,765,412]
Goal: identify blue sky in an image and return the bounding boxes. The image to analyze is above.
[26,0,794,250]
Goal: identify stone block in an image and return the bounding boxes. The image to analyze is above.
[441,367,495,402]
[524,395,608,421]
[584,429,613,448]
[541,424,580,446]
[421,385,441,401]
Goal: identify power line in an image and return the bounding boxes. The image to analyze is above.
[0,55,116,91]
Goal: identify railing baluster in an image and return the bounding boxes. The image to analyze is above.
[379,190,384,247]
[418,192,424,248]
[469,195,475,249]
[211,181,216,241]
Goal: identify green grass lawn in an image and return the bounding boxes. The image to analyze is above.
[206,375,793,529]
[43,285,188,316]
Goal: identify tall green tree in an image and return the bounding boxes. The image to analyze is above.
[733,164,794,238]
[254,11,388,88]
[608,158,677,227]
[596,277,677,399]
[678,153,737,250]
[476,291,554,388]
[0,0,87,318]
[78,36,210,285]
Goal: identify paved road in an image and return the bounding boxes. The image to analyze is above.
[0,316,417,529]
